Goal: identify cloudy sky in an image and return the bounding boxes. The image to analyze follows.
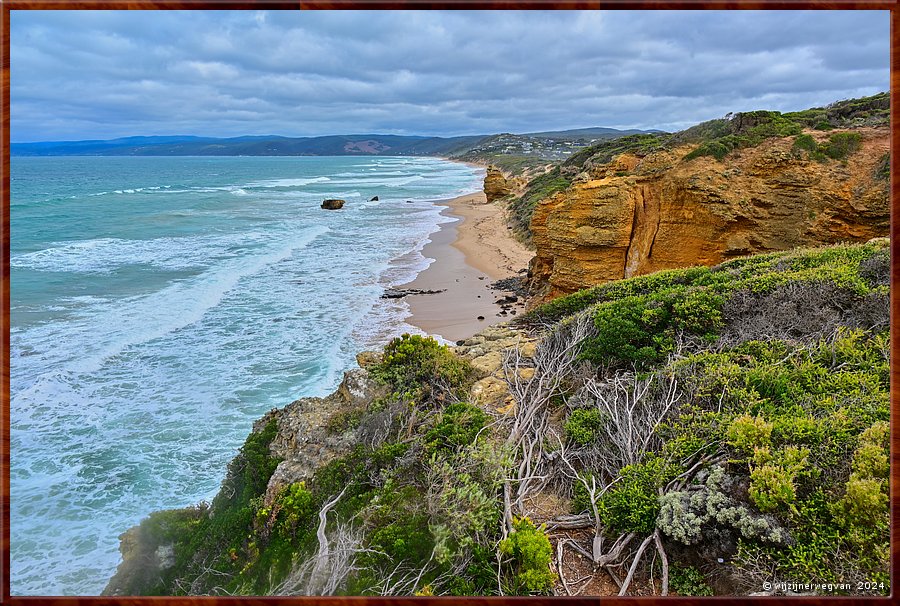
[10,10,889,142]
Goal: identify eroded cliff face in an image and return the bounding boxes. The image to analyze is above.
[529,128,890,299]
[483,166,514,202]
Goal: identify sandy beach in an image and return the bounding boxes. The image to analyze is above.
[399,191,534,342]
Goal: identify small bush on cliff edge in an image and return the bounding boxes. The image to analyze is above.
[371,333,474,400]
[821,132,862,160]
[792,131,862,162]
[684,111,804,161]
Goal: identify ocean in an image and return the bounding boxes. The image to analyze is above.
[8,155,484,595]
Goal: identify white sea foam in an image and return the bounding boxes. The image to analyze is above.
[12,234,233,273]
[13,226,329,378]
[244,176,331,188]
[326,175,425,187]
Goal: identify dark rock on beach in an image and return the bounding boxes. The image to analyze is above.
[490,275,530,300]
[381,287,447,299]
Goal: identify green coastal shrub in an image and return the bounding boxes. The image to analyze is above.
[748,463,797,512]
[372,333,474,399]
[564,408,605,446]
[203,419,282,519]
[581,288,724,366]
[832,420,889,529]
[792,133,817,151]
[274,482,314,533]
[531,242,884,329]
[536,243,885,368]
[782,92,890,130]
[499,517,555,595]
[820,131,862,160]
[597,454,673,534]
[670,564,714,596]
[685,140,732,161]
[684,111,803,161]
[428,459,501,563]
[425,402,489,455]
[369,515,435,564]
[725,415,773,453]
[526,287,604,322]
[585,295,670,364]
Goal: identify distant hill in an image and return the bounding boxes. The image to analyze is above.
[11,128,656,158]
[523,126,665,140]
[10,133,484,157]
[450,127,665,173]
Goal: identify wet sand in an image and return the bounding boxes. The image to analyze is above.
[399,191,534,342]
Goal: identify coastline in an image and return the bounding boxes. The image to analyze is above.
[397,191,533,342]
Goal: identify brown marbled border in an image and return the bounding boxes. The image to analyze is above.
[0,1,896,604]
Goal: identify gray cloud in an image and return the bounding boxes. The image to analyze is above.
[10,9,889,141]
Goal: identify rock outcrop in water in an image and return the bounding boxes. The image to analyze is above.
[528,126,889,300]
[321,199,345,210]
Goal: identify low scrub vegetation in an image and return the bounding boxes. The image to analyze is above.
[792,131,862,162]
[530,241,889,596]
[508,166,571,242]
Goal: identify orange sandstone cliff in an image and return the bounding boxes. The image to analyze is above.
[483,165,514,202]
[528,127,890,300]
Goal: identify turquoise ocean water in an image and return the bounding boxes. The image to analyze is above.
[9,155,484,595]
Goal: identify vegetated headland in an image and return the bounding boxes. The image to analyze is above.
[104,92,890,597]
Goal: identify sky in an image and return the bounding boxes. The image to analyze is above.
[10,10,890,142]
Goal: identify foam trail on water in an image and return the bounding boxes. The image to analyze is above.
[14,225,328,378]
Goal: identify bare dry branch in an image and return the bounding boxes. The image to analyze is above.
[617,533,655,596]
